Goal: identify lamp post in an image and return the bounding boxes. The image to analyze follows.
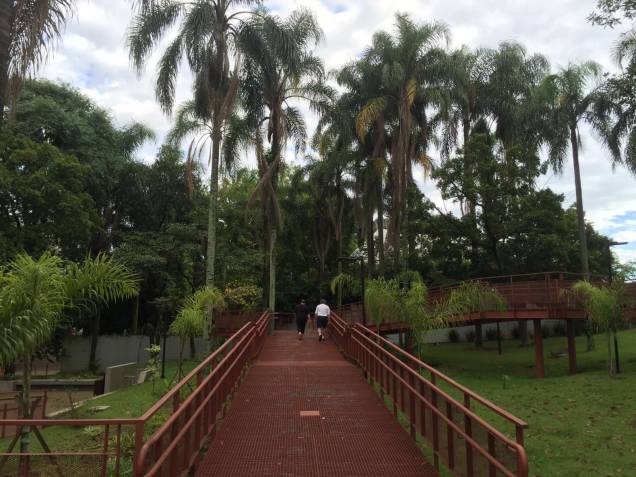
[608,239,628,374]
[337,249,366,326]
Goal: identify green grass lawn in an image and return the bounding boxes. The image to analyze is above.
[418,328,636,477]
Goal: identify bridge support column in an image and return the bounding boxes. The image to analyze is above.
[566,320,577,374]
[533,319,544,379]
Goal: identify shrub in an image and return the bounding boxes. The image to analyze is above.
[511,325,520,340]
[448,329,460,343]
[465,330,475,342]
[224,283,261,310]
[485,328,498,341]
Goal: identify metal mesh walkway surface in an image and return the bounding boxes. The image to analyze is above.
[195,331,437,476]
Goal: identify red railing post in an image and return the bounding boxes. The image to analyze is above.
[464,393,474,477]
[134,421,144,477]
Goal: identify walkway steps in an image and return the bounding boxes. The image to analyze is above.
[195,331,436,476]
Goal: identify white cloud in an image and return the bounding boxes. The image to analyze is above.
[38,0,636,260]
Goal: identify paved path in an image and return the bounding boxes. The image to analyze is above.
[196,331,436,476]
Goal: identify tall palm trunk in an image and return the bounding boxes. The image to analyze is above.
[570,125,590,278]
[205,35,226,288]
[206,119,222,287]
[377,179,385,276]
[0,0,12,120]
[366,205,375,276]
[88,310,101,371]
[570,124,593,351]
[20,355,31,453]
[268,228,276,312]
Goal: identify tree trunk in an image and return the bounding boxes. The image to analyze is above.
[20,355,31,453]
[131,294,140,334]
[570,126,590,279]
[0,0,12,121]
[88,311,100,371]
[377,179,385,276]
[205,119,222,287]
[189,336,196,359]
[366,205,375,276]
[268,228,276,312]
[474,323,483,348]
[571,125,594,351]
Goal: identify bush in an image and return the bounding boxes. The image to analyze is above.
[511,325,520,340]
[485,328,498,341]
[448,329,460,343]
[465,330,475,342]
[541,326,550,339]
[224,283,262,310]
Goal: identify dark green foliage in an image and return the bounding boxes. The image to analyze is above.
[448,329,460,343]
[0,128,96,261]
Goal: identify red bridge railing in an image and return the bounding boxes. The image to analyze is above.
[0,312,270,477]
[335,271,629,328]
[330,312,529,477]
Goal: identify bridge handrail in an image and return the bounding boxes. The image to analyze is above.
[0,312,271,477]
[330,311,528,476]
[353,323,529,434]
[350,328,528,477]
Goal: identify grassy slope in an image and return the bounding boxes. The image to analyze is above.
[419,329,636,477]
[0,360,200,454]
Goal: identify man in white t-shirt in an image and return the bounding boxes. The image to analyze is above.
[314,299,330,341]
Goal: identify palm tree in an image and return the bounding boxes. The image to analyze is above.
[0,0,75,119]
[236,9,333,311]
[0,252,138,452]
[595,30,636,174]
[542,62,606,279]
[439,47,489,160]
[128,0,260,288]
[355,14,449,268]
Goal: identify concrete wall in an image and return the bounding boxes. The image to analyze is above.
[420,320,563,344]
[61,335,209,373]
[104,362,137,393]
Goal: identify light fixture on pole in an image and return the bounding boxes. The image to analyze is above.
[608,239,628,374]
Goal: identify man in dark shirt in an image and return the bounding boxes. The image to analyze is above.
[295,298,310,340]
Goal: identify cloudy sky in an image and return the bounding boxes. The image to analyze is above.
[39,0,636,262]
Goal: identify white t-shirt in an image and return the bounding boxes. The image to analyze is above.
[315,304,330,317]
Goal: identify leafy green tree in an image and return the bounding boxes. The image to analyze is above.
[570,281,630,375]
[0,0,75,118]
[128,0,260,287]
[0,128,96,261]
[13,80,154,253]
[589,0,636,26]
[0,252,138,451]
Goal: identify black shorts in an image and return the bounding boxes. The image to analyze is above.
[316,316,328,329]
[296,317,307,333]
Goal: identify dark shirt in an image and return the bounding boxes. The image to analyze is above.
[295,303,309,320]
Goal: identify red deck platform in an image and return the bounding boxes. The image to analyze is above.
[195,331,436,477]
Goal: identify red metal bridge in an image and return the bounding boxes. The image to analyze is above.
[1,310,528,477]
[336,272,636,378]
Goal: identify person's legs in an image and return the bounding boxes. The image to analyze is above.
[317,316,327,340]
[296,317,307,340]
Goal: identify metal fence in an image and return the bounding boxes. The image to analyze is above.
[0,312,270,477]
[330,312,529,477]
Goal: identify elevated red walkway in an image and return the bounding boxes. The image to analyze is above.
[195,331,436,476]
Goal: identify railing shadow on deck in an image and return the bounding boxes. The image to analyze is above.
[330,312,529,477]
[0,312,271,477]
